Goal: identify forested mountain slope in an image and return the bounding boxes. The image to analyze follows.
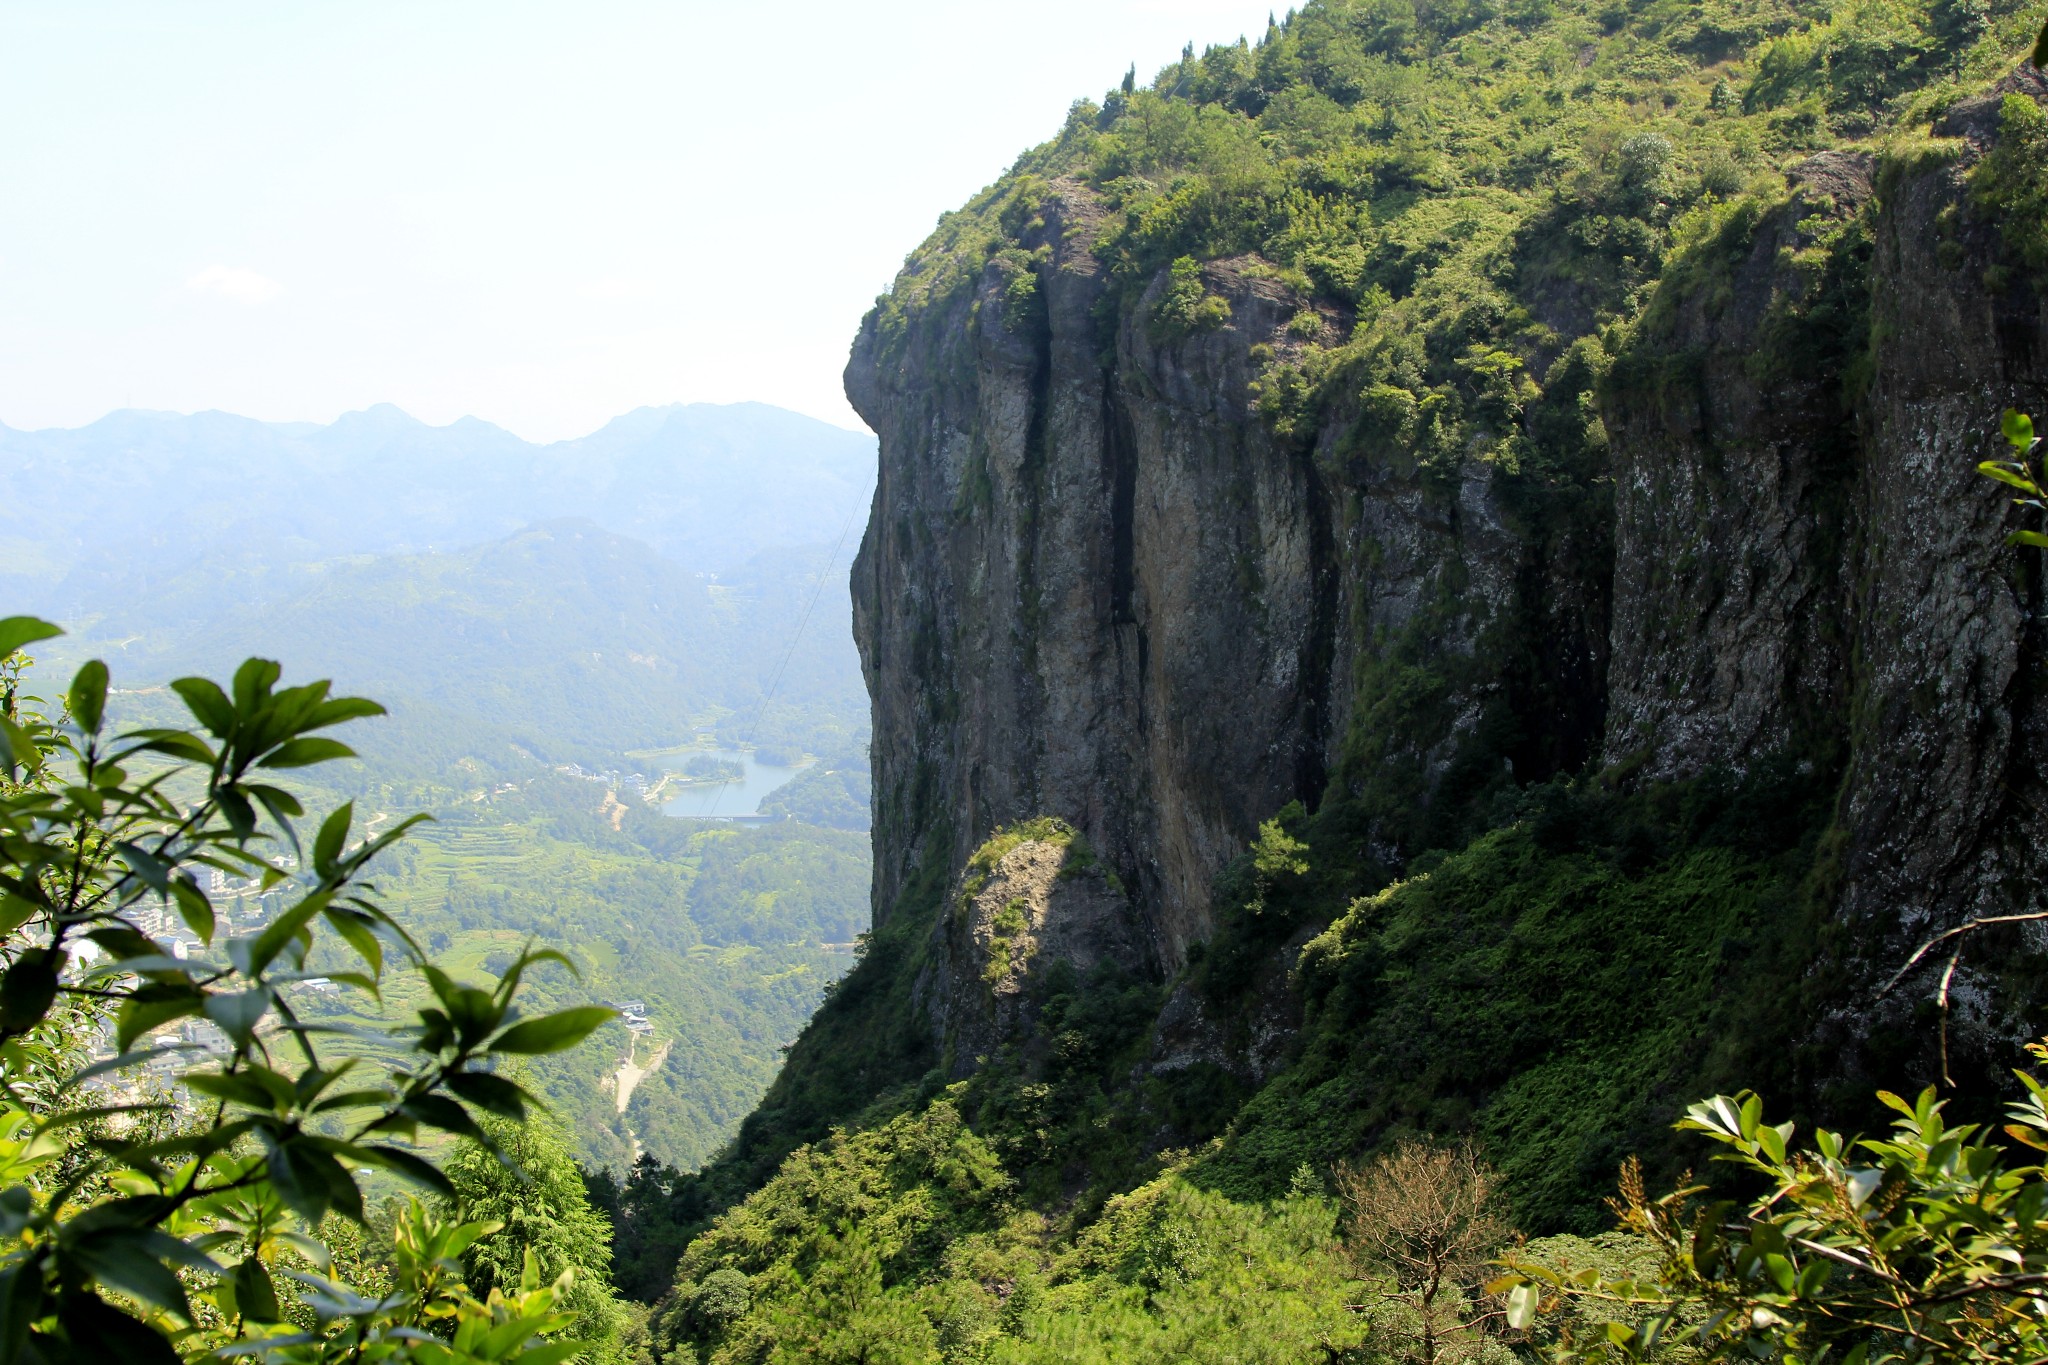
[639,0,2048,1357]
[109,519,866,762]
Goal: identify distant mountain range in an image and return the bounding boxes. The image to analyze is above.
[3,401,876,761]
[0,401,875,603]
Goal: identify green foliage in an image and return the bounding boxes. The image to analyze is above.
[956,956,1168,1203]
[0,621,610,1360]
[656,1100,1013,1361]
[1197,762,1838,1228]
[1505,1055,2048,1362]
[984,898,1030,985]
[1973,94,2048,271]
[1244,800,1312,917]
[449,1109,635,1363]
[658,1113,1364,1365]
[756,756,870,832]
[1149,256,1233,339]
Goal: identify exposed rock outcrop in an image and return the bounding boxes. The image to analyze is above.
[916,832,1147,1077]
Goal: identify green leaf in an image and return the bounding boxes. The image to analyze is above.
[1763,1251,1795,1295]
[169,677,235,739]
[313,803,353,875]
[2006,408,2038,450]
[67,1235,192,1318]
[83,925,156,960]
[494,946,577,1005]
[258,737,356,770]
[489,1005,616,1055]
[119,727,216,764]
[353,1144,456,1197]
[245,783,305,822]
[231,658,282,715]
[0,618,61,659]
[0,718,42,777]
[203,989,269,1048]
[263,1140,331,1226]
[509,1343,587,1365]
[0,1263,44,1365]
[114,840,171,892]
[2007,529,2048,548]
[321,908,383,979]
[116,984,205,1051]
[303,697,386,730]
[0,949,62,1033]
[246,892,331,976]
[66,660,109,734]
[0,892,40,941]
[170,876,216,945]
[182,1071,281,1111]
[1506,1282,1539,1331]
[52,1290,181,1365]
[447,1069,532,1119]
[231,1257,281,1323]
[1979,460,2041,494]
[399,1094,486,1142]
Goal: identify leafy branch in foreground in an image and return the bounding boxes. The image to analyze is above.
[1498,1063,2048,1365]
[0,615,614,1362]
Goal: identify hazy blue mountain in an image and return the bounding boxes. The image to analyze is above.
[3,399,874,758]
[89,518,866,761]
[0,401,875,617]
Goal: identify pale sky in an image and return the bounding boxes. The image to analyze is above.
[0,1,1275,441]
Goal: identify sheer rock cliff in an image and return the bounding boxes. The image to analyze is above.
[846,106,2048,1087]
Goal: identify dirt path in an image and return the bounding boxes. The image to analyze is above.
[614,1038,671,1115]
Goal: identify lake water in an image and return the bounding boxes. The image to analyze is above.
[659,747,813,820]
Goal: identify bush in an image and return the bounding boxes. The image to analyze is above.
[0,616,614,1361]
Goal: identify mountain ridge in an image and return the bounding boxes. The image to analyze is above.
[0,399,876,603]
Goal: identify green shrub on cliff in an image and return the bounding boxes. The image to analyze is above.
[449,1108,637,1363]
[1973,92,2048,268]
[1149,256,1234,338]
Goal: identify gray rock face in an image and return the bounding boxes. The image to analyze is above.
[1601,154,1871,782]
[1597,126,2048,1060]
[1838,128,2048,957]
[848,184,1352,971]
[915,836,1146,1077]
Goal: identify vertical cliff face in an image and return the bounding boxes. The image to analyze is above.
[846,87,2048,1086]
[1838,91,2048,960]
[1600,154,1869,785]
[847,184,1352,970]
[1600,86,2048,1044]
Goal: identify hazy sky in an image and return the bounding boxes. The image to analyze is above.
[0,1,1275,440]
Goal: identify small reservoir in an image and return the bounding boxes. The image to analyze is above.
[659,747,812,821]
